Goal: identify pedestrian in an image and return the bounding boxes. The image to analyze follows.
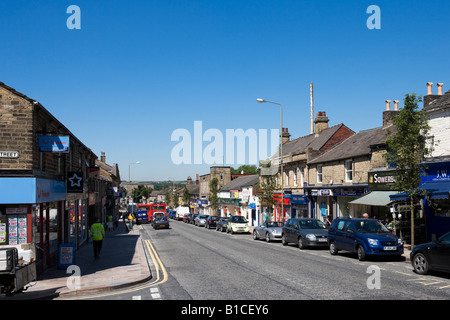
[107,214,113,231]
[326,214,333,226]
[90,218,105,259]
[363,213,369,219]
[128,212,135,230]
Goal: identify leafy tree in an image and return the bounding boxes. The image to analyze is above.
[209,178,219,215]
[131,185,153,203]
[165,190,172,207]
[182,188,192,205]
[173,191,180,208]
[384,93,433,248]
[231,165,258,174]
[255,175,276,221]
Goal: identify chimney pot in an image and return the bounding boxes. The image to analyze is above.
[393,100,399,111]
[385,100,391,111]
[437,83,444,95]
[427,82,433,95]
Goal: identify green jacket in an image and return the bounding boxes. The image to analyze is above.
[90,222,105,241]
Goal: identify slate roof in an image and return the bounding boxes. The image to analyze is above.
[271,124,353,159]
[424,90,450,113]
[220,174,259,191]
[308,126,390,164]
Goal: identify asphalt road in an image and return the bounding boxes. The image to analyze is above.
[139,219,450,301]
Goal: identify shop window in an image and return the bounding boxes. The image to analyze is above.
[431,199,450,217]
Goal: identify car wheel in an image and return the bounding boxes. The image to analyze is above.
[281,234,287,246]
[329,241,338,255]
[253,230,258,240]
[357,245,366,261]
[265,232,271,243]
[413,253,430,275]
[298,237,305,249]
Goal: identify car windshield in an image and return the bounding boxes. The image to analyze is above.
[354,220,390,233]
[298,219,326,229]
[267,222,283,228]
[232,216,247,223]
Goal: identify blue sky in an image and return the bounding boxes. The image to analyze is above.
[1,0,449,181]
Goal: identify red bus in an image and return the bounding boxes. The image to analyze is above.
[136,203,166,222]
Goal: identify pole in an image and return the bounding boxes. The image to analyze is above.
[280,104,284,222]
[310,82,314,135]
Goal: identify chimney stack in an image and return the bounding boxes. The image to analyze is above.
[424,82,443,108]
[383,100,399,128]
[281,128,291,144]
[196,174,199,185]
[314,111,329,134]
[101,152,106,163]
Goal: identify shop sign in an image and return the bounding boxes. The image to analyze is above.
[38,135,70,153]
[368,171,397,191]
[291,195,307,204]
[230,190,239,198]
[0,151,19,158]
[67,172,83,193]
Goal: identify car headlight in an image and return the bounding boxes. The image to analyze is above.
[398,238,403,245]
[368,238,378,246]
[306,234,317,241]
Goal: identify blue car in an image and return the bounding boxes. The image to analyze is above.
[136,210,149,224]
[328,218,404,261]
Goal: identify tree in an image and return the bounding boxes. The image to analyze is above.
[255,175,276,222]
[384,93,433,248]
[173,191,180,208]
[209,178,219,215]
[165,190,172,207]
[182,188,192,206]
[231,165,258,174]
[131,185,153,203]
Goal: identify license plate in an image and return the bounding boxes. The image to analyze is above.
[383,246,397,251]
[318,238,327,242]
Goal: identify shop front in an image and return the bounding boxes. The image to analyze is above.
[273,193,290,222]
[291,195,307,218]
[0,177,66,273]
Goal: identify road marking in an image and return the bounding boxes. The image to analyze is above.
[132,296,141,300]
[150,288,161,299]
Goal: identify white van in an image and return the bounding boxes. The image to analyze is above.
[176,206,190,221]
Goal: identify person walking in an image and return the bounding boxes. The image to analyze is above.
[107,214,113,231]
[90,218,105,259]
[128,212,135,230]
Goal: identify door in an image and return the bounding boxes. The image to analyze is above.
[341,221,356,252]
[430,233,450,270]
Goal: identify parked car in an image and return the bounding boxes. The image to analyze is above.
[183,213,192,223]
[282,218,328,249]
[227,215,249,234]
[205,216,220,229]
[195,214,208,227]
[216,217,229,232]
[253,221,284,242]
[152,216,170,230]
[411,231,450,275]
[328,218,404,261]
[190,213,199,224]
[136,210,149,224]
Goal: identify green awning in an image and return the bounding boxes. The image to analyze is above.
[349,191,397,207]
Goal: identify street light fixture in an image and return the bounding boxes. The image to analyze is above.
[257,98,285,222]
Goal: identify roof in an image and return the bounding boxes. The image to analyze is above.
[424,90,450,113]
[308,126,389,164]
[220,174,259,191]
[271,124,353,159]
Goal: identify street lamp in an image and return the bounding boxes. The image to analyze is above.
[257,98,284,222]
[128,161,141,184]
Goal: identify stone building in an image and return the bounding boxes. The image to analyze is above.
[0,81,118,273]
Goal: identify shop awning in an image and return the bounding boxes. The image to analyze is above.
[349,191,397,207]
[390,181,450,202]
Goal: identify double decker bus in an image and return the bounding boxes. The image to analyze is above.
[136,203,166,222]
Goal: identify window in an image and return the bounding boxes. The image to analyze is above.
[345,160,353,182]
[300,167,305,186]
[293,168,298,187]
[285,169,289,186]
[317,165,323,184]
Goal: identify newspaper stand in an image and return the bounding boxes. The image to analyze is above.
[0,247,37,296]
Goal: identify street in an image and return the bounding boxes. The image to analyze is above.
[73,218,450,301]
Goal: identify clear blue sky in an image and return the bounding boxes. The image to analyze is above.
[1,0,449,181]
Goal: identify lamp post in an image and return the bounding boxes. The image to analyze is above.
[257,99,284,222]
[128,161,141,184]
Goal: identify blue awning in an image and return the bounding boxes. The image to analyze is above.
[389,181,450,202]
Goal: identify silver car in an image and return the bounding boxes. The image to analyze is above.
[195,214,209,227]
[253,221,284,242]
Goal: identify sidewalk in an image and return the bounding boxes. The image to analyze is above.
[4,221,151,300]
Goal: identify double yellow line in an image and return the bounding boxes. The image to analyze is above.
[59,238,168,300]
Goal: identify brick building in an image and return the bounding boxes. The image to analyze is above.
[0,82,119,273]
